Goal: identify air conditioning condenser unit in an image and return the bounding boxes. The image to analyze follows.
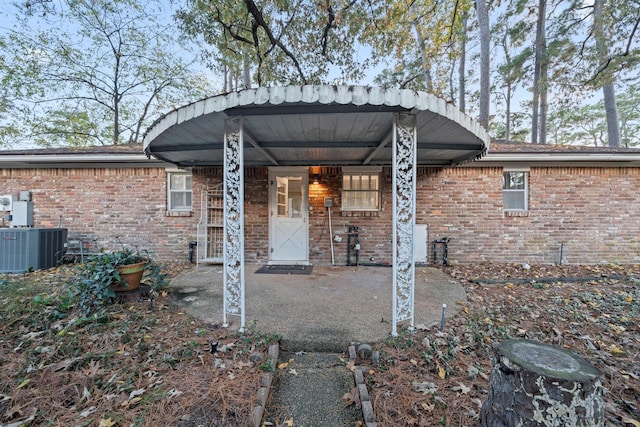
[0,228,68,273]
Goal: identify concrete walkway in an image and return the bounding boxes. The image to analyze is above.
[170,264,465,351]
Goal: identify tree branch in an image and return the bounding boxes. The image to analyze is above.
[320,1,336,57]
[243,0,307,83]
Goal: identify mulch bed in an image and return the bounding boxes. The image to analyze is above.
[0,262,276,427]
[369,262,640,426]
[1,262,638,426]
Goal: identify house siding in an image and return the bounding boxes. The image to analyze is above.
[1,164,639,265]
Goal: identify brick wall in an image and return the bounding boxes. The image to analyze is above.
[2,164,639,265]
[416,166,639,265]
[0,167,198,261]
[283,165,640,265]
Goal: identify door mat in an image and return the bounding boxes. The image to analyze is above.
[255,265,313,275]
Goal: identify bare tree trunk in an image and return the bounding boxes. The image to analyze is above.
[476,0,490,128]
[459,14,467,112]
[531,0,546,144]
[412,19,433,93]
[505,83,512,142]
[593,0,621,148]
[539,36,548,145]
[223,65,228,93]
[243,56,251,89]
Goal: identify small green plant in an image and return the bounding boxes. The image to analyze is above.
[385,327,415,350]
[69,254,121,316]
[258,360,274,372]
[235,321,281,355]
[145,262,169,294]
[67,245,168,316]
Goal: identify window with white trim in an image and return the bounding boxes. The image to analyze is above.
[167,171,192,211]
[503,171,528,211]
[342,167,381,211]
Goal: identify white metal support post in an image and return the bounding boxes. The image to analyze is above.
[391,112,417,336]
[223,116,246,331]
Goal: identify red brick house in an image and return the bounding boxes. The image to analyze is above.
[2,85,639,332]
[1,87,640,268]
[1,141,639,266]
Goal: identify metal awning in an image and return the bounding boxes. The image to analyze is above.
[143,85,490,166]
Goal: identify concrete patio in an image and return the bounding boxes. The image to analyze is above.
[169,264,466,351]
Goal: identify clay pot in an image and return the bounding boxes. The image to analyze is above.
[113,261,146,291]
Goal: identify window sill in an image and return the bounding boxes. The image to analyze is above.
[504,210,529,217]
[166,210,193,217]
[341,210,379,217]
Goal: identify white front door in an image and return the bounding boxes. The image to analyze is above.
[269,168,308,264]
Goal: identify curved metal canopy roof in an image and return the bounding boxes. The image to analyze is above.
[143,85,490,167]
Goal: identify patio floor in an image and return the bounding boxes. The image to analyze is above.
[169,264,466,351]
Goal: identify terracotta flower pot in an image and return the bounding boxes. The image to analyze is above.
[112,261,147,291]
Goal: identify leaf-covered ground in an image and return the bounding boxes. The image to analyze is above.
[1,262,638,426]
[370,263,640,426]
[0,264,278,427]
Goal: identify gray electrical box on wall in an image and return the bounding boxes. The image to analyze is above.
[12,201,34,227]
[324,198,333,208]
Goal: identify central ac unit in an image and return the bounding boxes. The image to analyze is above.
[0,195,17,212]
[0,228,68,273]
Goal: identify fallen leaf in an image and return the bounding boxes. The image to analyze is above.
[3,407,37,427]
[609,344,625,356]
[166,389,183,400]
[421,402,435,412]
[81,386,92,402]
[438,366,446,379]
[236,361,252,369]
[283,417,294,426]
[289,368,298,376]
[80,406,97,418]
[277,361,289,370]
[122,397,142,407]
[16,379,30,389]
[217,342,235,352]
[467,365,480,378]
[452,382,470,394]
[622,418,640,427]
[129,388,145,400]
[98,418,116,427]
[84,360,101,376]
[412,381,437,395]
[342,387,359,407]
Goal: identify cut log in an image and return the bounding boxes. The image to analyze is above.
[479,339,603,427]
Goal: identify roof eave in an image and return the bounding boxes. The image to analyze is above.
[480,153,640,164]
[0,154,168,168]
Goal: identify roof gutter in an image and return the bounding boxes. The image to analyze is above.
[480,153,640,163]
[0,154,168,168]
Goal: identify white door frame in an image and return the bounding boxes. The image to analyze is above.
[268,167,309,265]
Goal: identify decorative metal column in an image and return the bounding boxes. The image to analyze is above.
[223,116,246,331]
[392,112,417,336]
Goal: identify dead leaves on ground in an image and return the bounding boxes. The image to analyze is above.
[371,263,640,426]
[0,265,274,426]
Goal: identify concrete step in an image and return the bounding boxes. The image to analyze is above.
[264,352,361,426]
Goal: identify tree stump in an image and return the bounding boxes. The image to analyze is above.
[479,339,603,427]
